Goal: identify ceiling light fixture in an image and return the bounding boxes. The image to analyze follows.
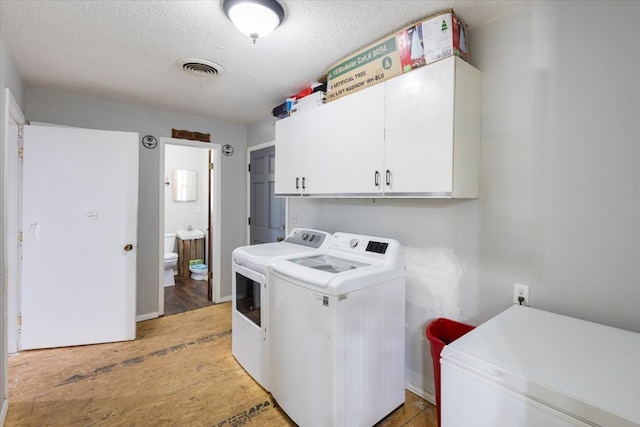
[223,0,285,44]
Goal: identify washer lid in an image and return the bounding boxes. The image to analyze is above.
[233,242,324,268]
[232,229,332,268]
[289,254,368,274]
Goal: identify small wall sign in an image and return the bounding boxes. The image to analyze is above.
[142,135,158,149]
[222,144,234,156]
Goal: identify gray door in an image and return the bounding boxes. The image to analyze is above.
[250,145,285,244]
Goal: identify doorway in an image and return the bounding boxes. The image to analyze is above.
[247,142,286,245]
[5,94,139,353]
[159,138,221,316]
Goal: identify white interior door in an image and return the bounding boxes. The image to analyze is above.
[21,124,139,350]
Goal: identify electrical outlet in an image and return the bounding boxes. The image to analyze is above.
[288,212,297,225]
[514,283,530,306]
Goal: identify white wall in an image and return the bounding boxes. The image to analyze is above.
[164,144,209,241]
[1,31,25,424]
[247,0,640,400]
[247,116,277,148]
[469,0,640,330]
[25,88,247,315]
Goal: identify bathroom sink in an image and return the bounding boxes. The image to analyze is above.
[176,229,205,239]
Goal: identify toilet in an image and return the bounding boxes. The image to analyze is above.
[164,233,179,286]
[189,264,208,281]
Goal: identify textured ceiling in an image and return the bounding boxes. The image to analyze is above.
[0,0,532,125]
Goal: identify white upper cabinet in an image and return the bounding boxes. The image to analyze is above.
[275,108,311,196]
[275,84,385,197]
[311,84,385,196]
[384,57,481,197]
[275,56,481,198]
[275,104,336,196]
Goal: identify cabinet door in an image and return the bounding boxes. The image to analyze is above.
[275,116,304,195]
[310,84,385,196]
[384,58,455,196]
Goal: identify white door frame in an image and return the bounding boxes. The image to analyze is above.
[2,89,25,424]
[246,141,289,245]
[4,89,26,356]
[159,137,222,310]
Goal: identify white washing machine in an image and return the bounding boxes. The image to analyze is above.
[269,232,406,427]
[231,228,331,391]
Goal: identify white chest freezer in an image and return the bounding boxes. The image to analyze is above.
[440,305,640,427]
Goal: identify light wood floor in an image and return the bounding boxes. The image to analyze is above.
[6,303,437,426]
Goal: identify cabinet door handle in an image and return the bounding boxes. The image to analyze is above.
[296,177,299,190]
[386,170,391,186]
[374,171,380,186]
[302,177,306,190]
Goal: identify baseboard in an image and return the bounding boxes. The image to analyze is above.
[1,397,8,426]
[406,381,436,406]
[136,311,160,322]
[218,295,232,303]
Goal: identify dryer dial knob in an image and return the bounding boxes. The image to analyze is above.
[301,233,309,240]
[350,238,359,248]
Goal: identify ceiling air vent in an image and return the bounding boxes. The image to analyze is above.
[177,58,223,77]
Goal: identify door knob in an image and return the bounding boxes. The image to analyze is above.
[280,224,285,230]
[124,244,134,251]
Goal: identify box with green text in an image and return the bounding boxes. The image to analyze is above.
[326,31,411,102]
[326,9,468,103]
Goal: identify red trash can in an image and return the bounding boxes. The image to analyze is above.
[426,318,475,427]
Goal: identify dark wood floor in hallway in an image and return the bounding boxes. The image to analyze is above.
[164,275,214,316]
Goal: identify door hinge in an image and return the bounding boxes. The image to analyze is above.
[248,217,251,226]
[209,162,214,170]
[208,271,213,280]
[18,231,23,243]
[18,147,24,158]
[18,314,22,327]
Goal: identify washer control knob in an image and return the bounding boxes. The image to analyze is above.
[301,233,309,240]
[350,238,359,248]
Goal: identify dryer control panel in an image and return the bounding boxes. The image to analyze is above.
[366,241,389,254]
[328,232,404,269]
[284,228,329,248]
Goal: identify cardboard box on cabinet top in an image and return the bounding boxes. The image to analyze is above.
[326,9,469,103]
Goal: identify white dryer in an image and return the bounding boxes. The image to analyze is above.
[231,228,331,391]
[269,232,406,427]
